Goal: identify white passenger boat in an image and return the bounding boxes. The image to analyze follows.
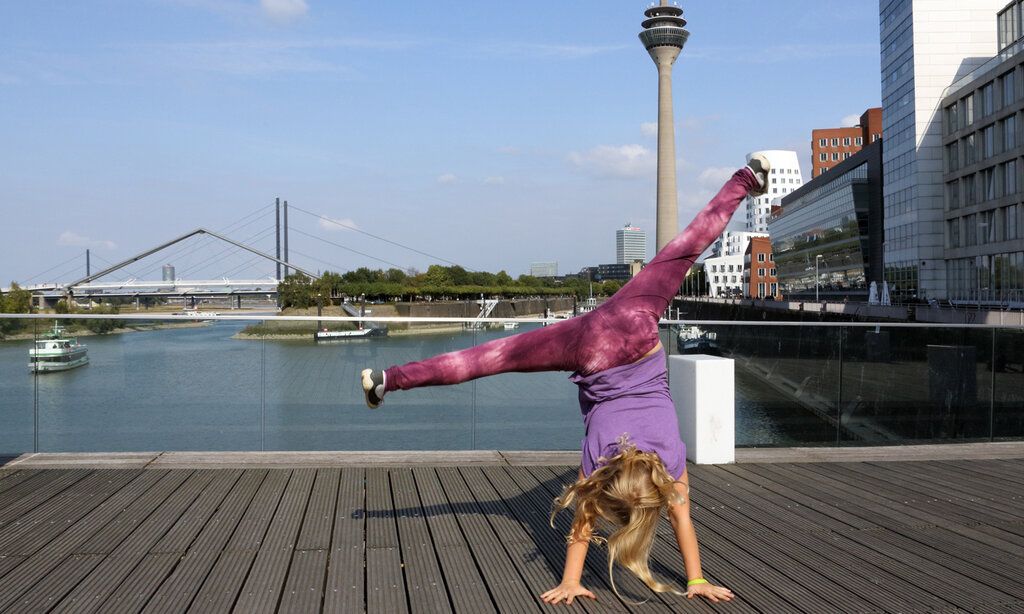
[29,324,89,373]
[503,321,519,330]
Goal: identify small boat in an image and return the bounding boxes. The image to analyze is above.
[677,325,720,356]
[313,327,387,342]
[503,321,519,330]
[29,324,89,373]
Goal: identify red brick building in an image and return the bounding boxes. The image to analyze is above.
[744,236,779,299]
[811,107,882,178]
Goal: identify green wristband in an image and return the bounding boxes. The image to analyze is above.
[687,578,708,587]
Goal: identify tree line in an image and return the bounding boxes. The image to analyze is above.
[277,265,624,309]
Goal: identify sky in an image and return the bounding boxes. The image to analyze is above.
[0,0,882,286]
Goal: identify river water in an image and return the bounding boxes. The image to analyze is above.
[0,320,816,454]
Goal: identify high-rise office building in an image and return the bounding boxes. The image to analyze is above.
[530,262,558,278]
[744,150,803,234]
[811,107,883,177]
[880,0,1004,300]
[639,1,690,250]
[616,225,647,264]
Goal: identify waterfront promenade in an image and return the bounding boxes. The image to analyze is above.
[0,445,1021,613]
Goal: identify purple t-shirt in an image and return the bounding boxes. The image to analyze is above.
[570,347,686,480]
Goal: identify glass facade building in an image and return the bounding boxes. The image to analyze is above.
[942,1,1024,305]
[770,141,884,300]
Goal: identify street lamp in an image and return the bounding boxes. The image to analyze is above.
[815,255,824,302]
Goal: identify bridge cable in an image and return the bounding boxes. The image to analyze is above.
[22,252,89,285]
[128,206,276,280]
[287,227,407,271]
[173,225,277,279]
[288,205,466,268]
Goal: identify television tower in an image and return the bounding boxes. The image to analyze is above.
[639,1,690,251]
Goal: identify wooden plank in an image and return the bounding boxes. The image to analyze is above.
[439,466,543,614]
[412,467,496,614]
[0,470,37,496]
[0,469,91,527]
[460,467,583,613]
[323,468,364,614]
[98,553,181,614]
[54,471,232,614]
[364,468,408,614]
[149,469,250,554]
[0,470,169,612]
[146,471,285,613]
[819,462,1022,527]
[483,466,648,614]
[294,468,340,551]
[232,468,316,613]
[855,461,1024,521]
[529,465,736,614]
[700,463,876,532]
[0,471,58,507]
[5,553,104,613]
[0,470,141,557]
[743,462,1024,558]
[277,548,328,613]
[74,470,194,555]
[389,468,453,614]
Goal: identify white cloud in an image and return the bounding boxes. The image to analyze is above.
[317,216,358,232]
[260,0,308,21]
[840,113,861,127]
[437,173,458,184]
[568,144,655,179]
[57,231,116,250]
[697,167,736,188]
[640,122,658,137]
[484,176,505,185]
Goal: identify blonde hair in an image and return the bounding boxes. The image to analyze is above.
[550,439,686,601]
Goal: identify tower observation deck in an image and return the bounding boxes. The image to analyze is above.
[639,2,690,251]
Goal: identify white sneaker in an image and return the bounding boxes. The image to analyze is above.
[746,154,770,196]
[361,368,386,409]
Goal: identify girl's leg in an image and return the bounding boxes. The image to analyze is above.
[383,314,589,391]
[365,160,765,404]
[572,165,763,374]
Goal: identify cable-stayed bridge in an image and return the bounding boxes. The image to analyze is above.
[6,201,464,309]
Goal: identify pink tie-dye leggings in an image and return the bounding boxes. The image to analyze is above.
[384,167,757,392]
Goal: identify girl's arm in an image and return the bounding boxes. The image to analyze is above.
[540,469,597,606]
[667,472,735,603]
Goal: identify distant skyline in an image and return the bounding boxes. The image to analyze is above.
[0,0,881,285]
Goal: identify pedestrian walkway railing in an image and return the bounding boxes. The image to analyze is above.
[0,313,1021,455]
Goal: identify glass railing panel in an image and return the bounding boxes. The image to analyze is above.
[36,315,262,452]
[839,325,994,444]
[472,322,582,450]
[664,322,842,446]
[0,317,36,455]
[261,317,476,450]
[993,327,1024,440]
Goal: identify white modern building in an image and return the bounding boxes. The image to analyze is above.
[880,0,1004,300]
[711,231,768,258]
[745,150,803,233]
[530,262,558,278]
[704,255,746,297]
[616,224,647,264]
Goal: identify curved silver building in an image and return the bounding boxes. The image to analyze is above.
[639,2,690,251]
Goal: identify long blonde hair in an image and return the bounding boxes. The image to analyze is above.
[550,439,685,600]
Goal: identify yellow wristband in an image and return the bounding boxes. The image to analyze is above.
[687,578,708,586]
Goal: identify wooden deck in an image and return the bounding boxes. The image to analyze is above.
[0,456,1021,612]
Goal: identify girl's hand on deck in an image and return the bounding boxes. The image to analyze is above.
[540,582,596,605]
[686,582,734,602]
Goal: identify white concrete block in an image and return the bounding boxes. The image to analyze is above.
[669,355,734,465]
